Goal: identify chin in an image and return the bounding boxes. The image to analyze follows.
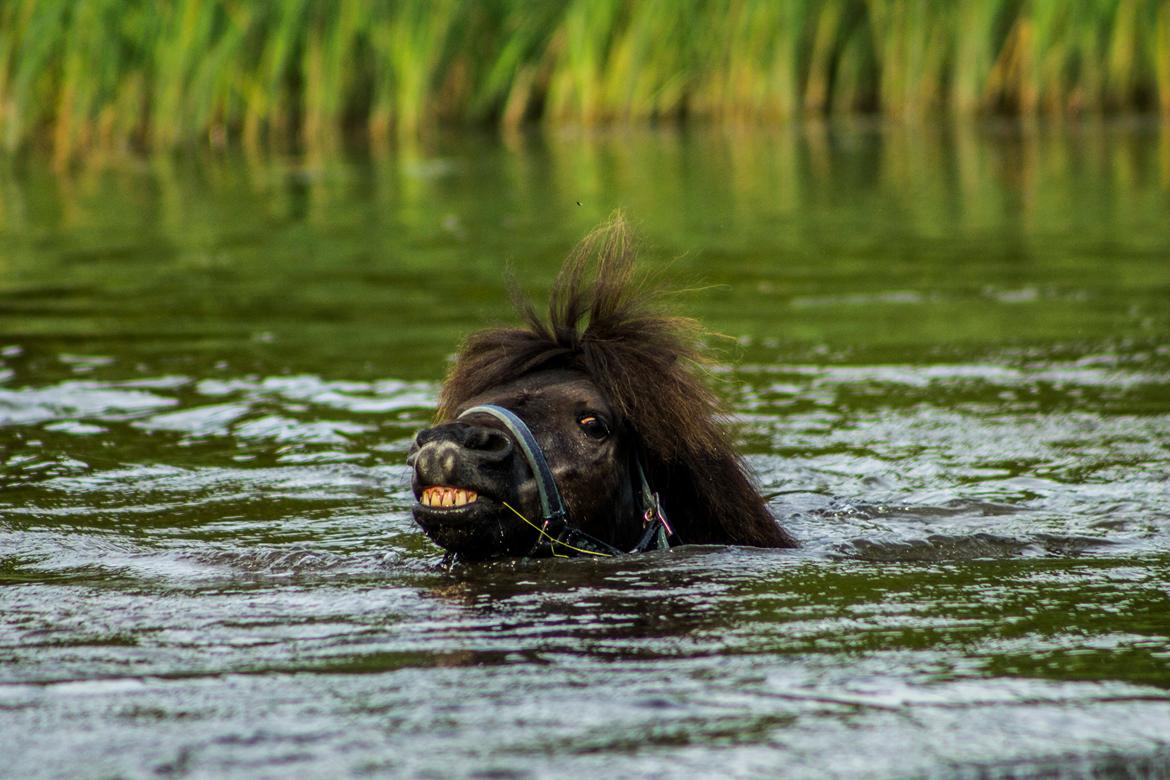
[411,488,531,558]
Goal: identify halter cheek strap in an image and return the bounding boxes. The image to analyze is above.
[457,404,675,557]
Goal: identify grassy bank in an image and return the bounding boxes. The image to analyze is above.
[2,0,1169,161]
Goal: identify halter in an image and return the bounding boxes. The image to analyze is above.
[458,404,675,557]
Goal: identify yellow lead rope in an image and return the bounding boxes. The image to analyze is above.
[501,501,613,558]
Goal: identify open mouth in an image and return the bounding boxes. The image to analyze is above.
[418,485,479,509]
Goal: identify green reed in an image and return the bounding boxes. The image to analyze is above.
[1,0,1167,162]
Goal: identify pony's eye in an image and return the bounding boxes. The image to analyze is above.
[577,414,610,440]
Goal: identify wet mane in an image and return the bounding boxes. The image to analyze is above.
[436,214,795,548]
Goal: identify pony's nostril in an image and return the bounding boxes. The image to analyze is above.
[406,428,437,466]
[467,426,513,461]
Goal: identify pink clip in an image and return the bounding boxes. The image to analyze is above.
[657,508,674,537]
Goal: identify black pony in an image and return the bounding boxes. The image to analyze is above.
[408,215,796,559]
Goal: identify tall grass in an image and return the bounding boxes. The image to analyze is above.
[1,0,1168,161]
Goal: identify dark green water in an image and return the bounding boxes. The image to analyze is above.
[2,121,1170,778]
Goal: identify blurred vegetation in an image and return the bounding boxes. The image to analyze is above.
[2,0,1169,163]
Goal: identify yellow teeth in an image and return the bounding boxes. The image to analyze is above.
[420,486,478,508]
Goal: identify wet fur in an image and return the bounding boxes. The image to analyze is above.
[436,215,796,548]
